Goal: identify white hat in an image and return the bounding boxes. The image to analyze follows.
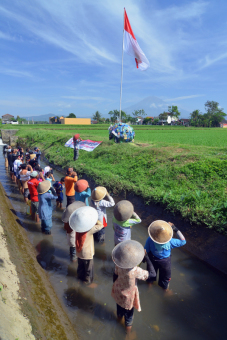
[69,206,98,233]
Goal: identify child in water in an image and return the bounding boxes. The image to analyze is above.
[113,200,141,245]
[53,177,65,208]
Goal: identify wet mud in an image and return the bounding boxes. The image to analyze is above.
[1,146,227,340]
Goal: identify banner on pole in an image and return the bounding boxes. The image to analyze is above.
[65,138,102,152]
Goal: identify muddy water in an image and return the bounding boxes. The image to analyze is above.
[1,144,227,340]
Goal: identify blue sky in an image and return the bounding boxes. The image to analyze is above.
[0,0,227,118]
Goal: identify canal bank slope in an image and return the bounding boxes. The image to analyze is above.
[0,182,78,340]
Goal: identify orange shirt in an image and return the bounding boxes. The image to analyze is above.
[64,175,78,196]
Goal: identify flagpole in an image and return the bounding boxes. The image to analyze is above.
[119,8,125,123]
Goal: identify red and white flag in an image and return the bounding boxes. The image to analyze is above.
[124,8,150,71]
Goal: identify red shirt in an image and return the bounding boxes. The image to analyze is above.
[27,178,39,202]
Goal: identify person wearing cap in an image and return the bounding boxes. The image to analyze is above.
[53,177,65,208]
[37,180,58,234]
[27,171,40,222]
[75,179,91,206]
[19,164,33,202]
[90,186,115,243]
[111,240,156,335]
[73,134,81,161]
[4,145,10,168]
[34,165,45,182]
[113,200,141,245]
[64,168,78,207]
[144,220,186,291]
[62,201,86,261]
[69,206,104,284]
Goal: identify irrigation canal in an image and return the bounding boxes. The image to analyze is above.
[0,143,227,340]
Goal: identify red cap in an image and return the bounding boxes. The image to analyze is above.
[73,134,80,141]
[75,179,89,193]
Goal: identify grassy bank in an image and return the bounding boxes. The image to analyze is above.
[2,125,227,234]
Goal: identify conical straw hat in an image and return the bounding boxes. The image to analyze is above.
[148,220,173,244]
[30,154,36,160]
[112,240,144,269]
[91,186,107,202]
[75,179,89,193]
[69,206,98,233]
[37,180,51,194]
[62,201,86,223]
[114,200,134,222]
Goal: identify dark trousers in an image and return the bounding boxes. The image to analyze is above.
[117,304,134,326]
[66,195,75,207]
[74,148,79,161]
[77,258,94,283]
[94,227,105,243]
[147,253,171,290]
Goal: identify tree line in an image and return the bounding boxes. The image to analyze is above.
[92,101,226,127]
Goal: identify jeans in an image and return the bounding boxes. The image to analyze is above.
[41,219,52,233]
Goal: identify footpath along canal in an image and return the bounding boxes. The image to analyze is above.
[0,144,227,340]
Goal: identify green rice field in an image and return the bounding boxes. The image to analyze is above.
[1,124,227,234]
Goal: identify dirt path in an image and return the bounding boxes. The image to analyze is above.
[0,182,78,340]
[0,220,35,340]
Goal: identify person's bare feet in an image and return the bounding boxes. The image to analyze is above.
[164,289,174,297]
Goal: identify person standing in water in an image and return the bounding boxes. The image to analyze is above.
[90,186,115,243]
[75,179,91,206]
[111,240,155,336]
[144,220,186,292]
[69,206,104,284]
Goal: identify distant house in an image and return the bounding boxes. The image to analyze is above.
[91,120,98,124]
[179,119,190,126]
[2,114,14,124]
[220,119,227,128]
[136,116,144,125]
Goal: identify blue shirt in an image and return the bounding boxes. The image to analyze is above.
[38,192,58,220]
[75,187,91,206]
[53,182,64,199]
[144,237,186,259]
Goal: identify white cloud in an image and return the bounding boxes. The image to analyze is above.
[61,96,105,101]
[150,103,157,108]
[0,68,33,78]
[164,95,205,101]
[0,31,14,40]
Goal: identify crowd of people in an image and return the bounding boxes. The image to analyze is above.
[2,142,186,336]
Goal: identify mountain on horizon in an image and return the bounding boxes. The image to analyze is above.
[123,96,190,118]
[21,113,53,122]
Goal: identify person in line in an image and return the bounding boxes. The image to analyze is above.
[27,171,40,222]
[13,154,22,185]
[90,186,115,243]
[64,168,78,207]
[4,145,10,168]
[113,200,141,245]
[25,148,31,164]
[111,240,155,336]
[69,206,103,284]
[75,179,91,206]
[53,177,65,209]
[144,220,186,292]
[37,180,58,234]
[29,154,38,168]
[73,134,81,161]
[19,164,33,202]
[34,165,45,182]
[45,171,55,186]
[34,147,41,163]
[62,201,85,262]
